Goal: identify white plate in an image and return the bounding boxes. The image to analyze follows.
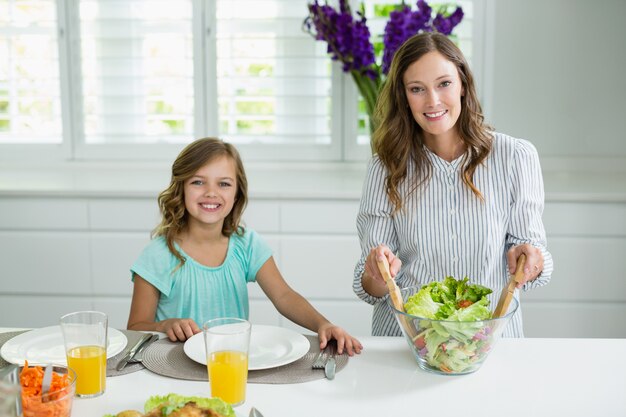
[184,324,310,370]
[0,325,127,365]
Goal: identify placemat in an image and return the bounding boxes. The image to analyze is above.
[142,335,349,384]
[0,329,149,377]
[106,330,157,377]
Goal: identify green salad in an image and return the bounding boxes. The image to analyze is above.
[404,276,495,374]
[103,393,235,417]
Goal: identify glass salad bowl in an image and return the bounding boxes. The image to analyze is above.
[388,284,519,376]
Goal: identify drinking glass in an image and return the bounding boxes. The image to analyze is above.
[59,311,107,397]
[203,318,251,406]
[0,379,20,417]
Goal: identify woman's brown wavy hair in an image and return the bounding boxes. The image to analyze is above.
[152,137,248,268]
[372,32,492,212]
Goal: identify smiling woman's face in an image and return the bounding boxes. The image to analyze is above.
[403,51,464,142]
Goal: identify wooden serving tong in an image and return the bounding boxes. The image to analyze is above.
[376,256,416,337]
[493,253,527,318]
[376,256,404,312]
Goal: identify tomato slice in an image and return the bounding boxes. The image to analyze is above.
[414,336,426,349]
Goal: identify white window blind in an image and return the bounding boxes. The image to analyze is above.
[214,0,341,160]
[76,0,194,146]
[0,0,62,144]
[0,0,481,162]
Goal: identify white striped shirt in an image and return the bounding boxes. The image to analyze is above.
[353,132,553,337]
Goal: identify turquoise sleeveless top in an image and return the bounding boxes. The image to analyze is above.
[130,228,272,326]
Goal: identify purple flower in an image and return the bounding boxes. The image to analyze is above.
[433,7,464,36]
[304,0,376,78]
[381,1,433,75]
[305,0,464,77]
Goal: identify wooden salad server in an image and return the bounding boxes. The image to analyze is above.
[376,256,404,312]
[376,256,416,337]
[493,253,527,318]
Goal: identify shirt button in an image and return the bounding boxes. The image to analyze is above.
[448,185,454,191]
[450,209,456,215]
[451,234,457,240]
[453,256,458,262]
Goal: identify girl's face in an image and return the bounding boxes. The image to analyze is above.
[403,51,464,142]
[183,155,238,232]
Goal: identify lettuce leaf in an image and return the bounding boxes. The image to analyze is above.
[405,287,442,319]
[404,276,493,320]
[447,297,491,322]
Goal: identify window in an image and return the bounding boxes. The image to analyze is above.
[0,0,482,163]
[78,1,194,144]
[0,0,62,144]
[74,0,195,159]
[213,0,340,160]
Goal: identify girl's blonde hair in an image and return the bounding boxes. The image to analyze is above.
[153,137,248,267]
[372,32,492,212]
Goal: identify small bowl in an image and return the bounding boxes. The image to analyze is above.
[20,365,76,417]
[388,285,519,375]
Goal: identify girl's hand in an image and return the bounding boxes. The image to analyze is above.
[507,244,544,288]
[364,244,402,286]
[159,318,201,342]
[317,323,363,356]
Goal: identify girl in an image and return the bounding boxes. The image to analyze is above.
[128,138,362,355]
[354,32,553,337]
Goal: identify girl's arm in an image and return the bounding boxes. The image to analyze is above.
[255,257,362,356]
[127,274,200,342]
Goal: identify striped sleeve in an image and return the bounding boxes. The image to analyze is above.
[507,139,553,290]
[353,157,399,305]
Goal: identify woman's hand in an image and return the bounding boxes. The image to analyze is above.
[364,244,402,286]
[158,318,201,342]
[507,244,544,288]
[317,323,363,356]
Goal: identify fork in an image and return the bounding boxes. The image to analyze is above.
[311,346,328,369]
[41,364,53,402]
[249,407,264,417]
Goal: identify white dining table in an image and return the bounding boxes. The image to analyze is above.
[2,329,625,417]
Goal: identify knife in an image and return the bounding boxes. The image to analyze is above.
[324,340,336,380]
[116,333,153,371]
[129,333,158,363]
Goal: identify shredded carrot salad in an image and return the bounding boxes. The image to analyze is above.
[19,361,74,417]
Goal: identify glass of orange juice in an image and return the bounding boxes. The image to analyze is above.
[203,318,251,406]
[59,311,107,398]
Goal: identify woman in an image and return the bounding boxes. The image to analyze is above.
[353,32,553,337]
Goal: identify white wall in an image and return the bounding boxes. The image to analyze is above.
[486,0,626,160]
